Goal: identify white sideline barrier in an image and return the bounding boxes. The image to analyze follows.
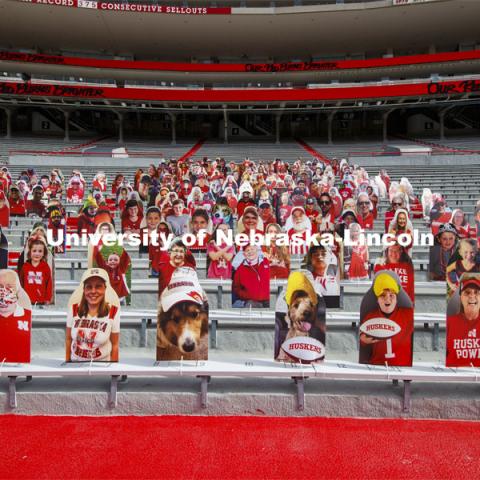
[1,357,478,412]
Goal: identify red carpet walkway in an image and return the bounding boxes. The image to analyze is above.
[296,138,331,165]
[178,138,206,162]
[1,415,479,479]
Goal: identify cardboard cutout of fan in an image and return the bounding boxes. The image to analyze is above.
[231,245,270,309]
[446,238,480,299]
[17,231,55,305]
[446,273,480,367]
[275,270,326,363]
[343,224,370,281]
[157,266,209,361]
[374,261,415,305]
[359,270,414,366]
[88,223,132,305]
[66,267,121,362]
[428,222,458,281]
[0,269,32,363]
[304,241,342,308]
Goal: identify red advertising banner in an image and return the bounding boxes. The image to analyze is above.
[17,0,231,14]
[0,79,479,103]
[1,49,480,73]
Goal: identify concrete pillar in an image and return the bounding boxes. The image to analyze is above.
[4,109,12,139]
[439,111,445,141]
[382,109,394,144]
[223,109,228,144]
[362,110,367,129]
[169,113,177,145]
[327,111,336,145]
[64,110,71,142]
[438,106,455,141]
[117,112,124,144]
[275,114,281,145]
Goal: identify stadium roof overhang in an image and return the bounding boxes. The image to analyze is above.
[0,0,479,59]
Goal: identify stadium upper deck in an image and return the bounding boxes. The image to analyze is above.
[0,0,478,60]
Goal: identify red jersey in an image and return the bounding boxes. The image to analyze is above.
[384,210,395,233]
[189,233,211,253]
[232,258,270,303]
[8,197,26,216]
[77,214,96,234]
[305,208,319,234]
[19,260,53,305]
[92,180,107,192]
[156,251,196,298]
[66,188,84,203]
[288,229,310,256]
[357,212,374,231]
[0,177,8,192]
[121,215,143,233]
[0,306,32,363]
[26,200,46,218]
[446,313,480,367]
[226,197,238,213]
[0,205,9,227]
[360,307,413,366]
[237,199,255,218]
[118,198,127,211]
[277,205,292,226]
[94,249,131,299]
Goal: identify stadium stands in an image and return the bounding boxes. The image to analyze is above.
[1,0,480,418]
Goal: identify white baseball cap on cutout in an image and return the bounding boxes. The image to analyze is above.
[161,267,204,312]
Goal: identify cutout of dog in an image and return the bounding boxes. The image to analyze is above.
[275,270,326,362]
[157,267,209,361]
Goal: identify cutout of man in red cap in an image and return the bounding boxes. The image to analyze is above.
[446,273,480,367]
